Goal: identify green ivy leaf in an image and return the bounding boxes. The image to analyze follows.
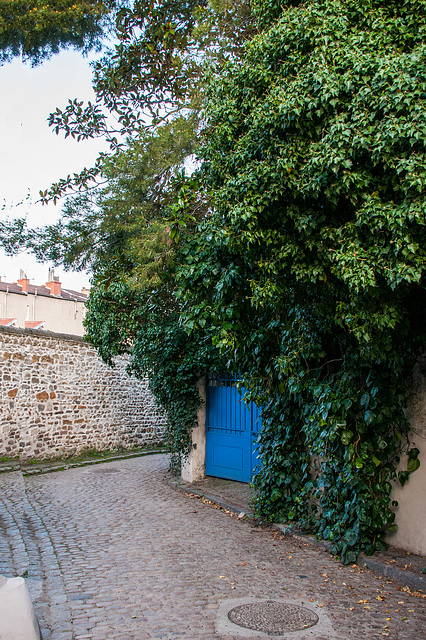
[341,430,353,445]
[407,458,420,473]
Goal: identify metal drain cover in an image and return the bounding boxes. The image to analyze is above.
[228,601,319,636]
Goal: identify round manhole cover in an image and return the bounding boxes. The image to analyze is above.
[228,601,319,636]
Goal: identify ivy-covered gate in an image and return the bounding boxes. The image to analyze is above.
[205,373,261,482]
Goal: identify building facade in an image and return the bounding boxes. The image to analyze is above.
[0,269,88,336]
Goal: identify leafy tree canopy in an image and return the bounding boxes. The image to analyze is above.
[0,0,114,64]
[0,112,221,469]
[0,0,255,202]
[0,0,239,469]
[176,0,426,561]
[63,120,222,471]
[3,116,197,270]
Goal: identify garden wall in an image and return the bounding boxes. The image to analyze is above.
[182,371,426,557]
[387,356,426,556]
[0,326,166,461]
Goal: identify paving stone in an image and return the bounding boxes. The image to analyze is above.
[1,454,425,639]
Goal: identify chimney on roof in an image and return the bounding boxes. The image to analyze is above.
[18,269,29,293]
[46,268,62,296]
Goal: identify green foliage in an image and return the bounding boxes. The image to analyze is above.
[0,117,197,268]
[84,265,222,471]
[0,0,256,203]
[177,0,426,562]
[2,0,425,564]
[0,2,247,472]
[0,0,114,64]
[130,312,222,471]
[24,119,222,470]
[37,0,256,200]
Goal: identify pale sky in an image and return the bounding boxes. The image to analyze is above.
[0,50,108,291]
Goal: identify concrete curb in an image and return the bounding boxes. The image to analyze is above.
[276,530,426,592]
[13,449,167,477]
[0,576,41,640]
[169,479,255,517]
[171,480,426,593]
[360,555,426,592]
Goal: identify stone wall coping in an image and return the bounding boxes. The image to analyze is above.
[0,324,86,345]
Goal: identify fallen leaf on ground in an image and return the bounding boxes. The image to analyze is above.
[398,586,426,598]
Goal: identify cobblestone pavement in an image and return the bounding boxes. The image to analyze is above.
[1,454,425,640]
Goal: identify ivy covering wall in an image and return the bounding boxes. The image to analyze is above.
[1,0,425,564]
[176,0,426,563]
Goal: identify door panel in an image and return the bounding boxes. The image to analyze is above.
[205,373,262,482]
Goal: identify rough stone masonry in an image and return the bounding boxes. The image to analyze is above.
[0,326,166,461]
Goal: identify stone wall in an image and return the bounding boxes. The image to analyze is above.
[0,326,166,461]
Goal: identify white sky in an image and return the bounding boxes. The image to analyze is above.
[0,50,108,291]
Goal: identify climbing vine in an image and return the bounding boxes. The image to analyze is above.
[84,267,223,473]
[130,314,223,472]
[177,0,426,562]
[248,348,422,562]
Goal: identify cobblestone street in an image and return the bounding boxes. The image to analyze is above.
[1,454,425,640]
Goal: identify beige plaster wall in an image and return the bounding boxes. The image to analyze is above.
[181,378,206,483]
[386,357,426,556]
[179,371,426,556]
[0,290,86,336]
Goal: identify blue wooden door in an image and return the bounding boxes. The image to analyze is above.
[205,373,262,482]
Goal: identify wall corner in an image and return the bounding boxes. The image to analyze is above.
[181,377,206,483]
